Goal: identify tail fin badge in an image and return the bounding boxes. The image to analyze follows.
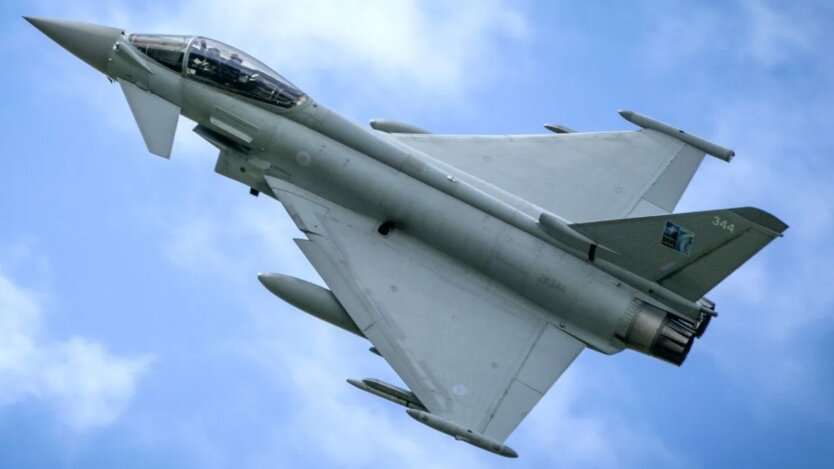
[661,222,695,256]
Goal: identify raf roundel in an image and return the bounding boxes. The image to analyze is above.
[296,151,312,166]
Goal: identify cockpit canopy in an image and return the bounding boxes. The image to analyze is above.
[130,34,306,109]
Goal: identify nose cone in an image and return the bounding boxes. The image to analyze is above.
[25,17,122,74]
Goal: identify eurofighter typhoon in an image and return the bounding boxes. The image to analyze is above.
[27,18,787,458]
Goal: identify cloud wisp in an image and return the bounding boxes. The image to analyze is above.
[664,63,834,421]
[32,0,530,111]
[0,266,151,431]
[15,1,834,466]
[155,193,690,467]
[644,0,826,70]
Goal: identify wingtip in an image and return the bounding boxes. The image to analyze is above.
[732,207,789,235]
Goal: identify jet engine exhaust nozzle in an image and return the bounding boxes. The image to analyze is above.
[620,300,699,366]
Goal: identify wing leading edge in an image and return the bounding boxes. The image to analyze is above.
[265,176,584,445]
[386,112,731,223]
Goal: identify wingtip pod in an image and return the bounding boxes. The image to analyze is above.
[619,109,735,162]
[405,409,518,458]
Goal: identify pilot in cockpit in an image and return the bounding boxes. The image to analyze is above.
[130,33,307,108]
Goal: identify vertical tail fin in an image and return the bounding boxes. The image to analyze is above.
[570,207,787,301]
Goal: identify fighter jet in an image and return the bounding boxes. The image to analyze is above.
[27,17,787,458]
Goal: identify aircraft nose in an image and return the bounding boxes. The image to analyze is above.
[24,17,122,74]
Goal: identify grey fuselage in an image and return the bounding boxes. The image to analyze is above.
[81,27,695,360]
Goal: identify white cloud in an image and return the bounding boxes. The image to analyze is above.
[34,0,529,111]
[231,312,689,467]
[22,0,833,463]
[161,201,311,281]
[149,203,486,467]
[678,94,834,420]
[740,0,819,67]
[519,363,689,468]
[159,203,478,465]
[644,1,824,69]
[0,266,151,430]
[235,323,487,468]
[644,6,724,68]
[154,195,690,467]
[142,0,528,96]
[24,0,532,179]
[634,0,834,418]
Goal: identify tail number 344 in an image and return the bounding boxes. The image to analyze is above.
[712,216,735,233]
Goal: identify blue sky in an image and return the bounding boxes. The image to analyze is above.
[2,1,833,467]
